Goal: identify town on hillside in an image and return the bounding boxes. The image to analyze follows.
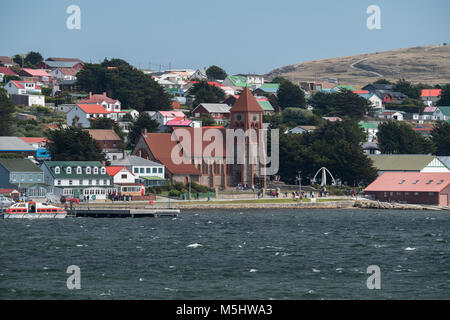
[1,53,450,208]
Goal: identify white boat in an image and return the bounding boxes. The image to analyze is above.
[2,201,67,219]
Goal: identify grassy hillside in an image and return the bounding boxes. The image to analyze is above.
[266,44,450,87]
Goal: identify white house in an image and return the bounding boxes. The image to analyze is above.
[378,110,404,121]
[66,104,111,128]
[432,106,450,121]
[78,92,121,120]
[4,80,42,95]
[41,161,113,200]
[110,155,165,181]
[153,110,186,126]
[106,166,135,184]
[50,68,79,81]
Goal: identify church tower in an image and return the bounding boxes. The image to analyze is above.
[230,87,265,188]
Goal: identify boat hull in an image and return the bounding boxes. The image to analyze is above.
[2,213,67,219]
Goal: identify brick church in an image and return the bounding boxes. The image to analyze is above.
[133,87,267,188]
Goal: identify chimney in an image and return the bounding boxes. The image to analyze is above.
[103,92,107,97]
[142,128,148,137]
[89,92,92,98]
[122,149,126,159]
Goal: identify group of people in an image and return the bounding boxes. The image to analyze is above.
[107,192,131,202]
[347,189,360,197]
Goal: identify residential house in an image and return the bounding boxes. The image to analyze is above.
[421,89,442,106]
[359,121,379,142]
[432,106,450,121]
[234,74,265,86]
[412,123,434,137]
[420,106,437,121]
[50,68,79,81]
[222,75,263,89]
[4,80,42,95]
[0,67,17,82]
[189,68,207,80]
[322,117,343,122]
[368,155,450,175]
[110,155,165,186]
[105,166,144,196]
[19,137,50,149]
[288,126,317,134]
[378,110,404,121]
[0,56,17,68]
[152,110,186,126]
[362,84,394,92]
[18,68,51,83]
[362,142,380,155]
[0,137,37,157]
[86,129,122,153]
[0,158,48,198]
[253,83,280,96]
[66,104,111,128]
[358,92,384,110]
[364,172,450,206]
[41,161,113,200]
[192,103,231,123]
[255,97,275,114]
[78,92,122,120]
[36,58,84,71]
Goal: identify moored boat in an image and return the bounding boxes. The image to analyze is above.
[2,201,67,219]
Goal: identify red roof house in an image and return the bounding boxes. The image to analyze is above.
[364,172,450,206]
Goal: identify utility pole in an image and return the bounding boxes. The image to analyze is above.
[188,175,191,201]
[296,171,302,201]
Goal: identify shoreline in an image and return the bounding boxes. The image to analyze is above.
[70,199,448,211]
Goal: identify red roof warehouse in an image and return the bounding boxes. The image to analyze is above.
[364,172,450,206]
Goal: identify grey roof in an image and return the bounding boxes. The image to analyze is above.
[0,137,37,152]
[111,155,163,167]
[44,60,80,68]
[438,156,450,169]
[0,158,42,172]
[194,103,231,113]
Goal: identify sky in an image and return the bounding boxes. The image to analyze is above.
[1,0,449,75]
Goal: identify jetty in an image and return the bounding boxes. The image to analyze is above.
[69,207,179,218]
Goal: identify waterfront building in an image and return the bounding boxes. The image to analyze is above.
[41,161,113,200]
[0,159,48,198]
[364,172,450,206]
[369,155,450,175]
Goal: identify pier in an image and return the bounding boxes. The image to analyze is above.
[69,207,180,218]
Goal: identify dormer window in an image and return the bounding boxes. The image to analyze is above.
[77,166,82,174]
[66,167,72,174]
[86,167,91,174]
[93,167,99,174]
[101,167,106,174]
[55,167,60,174]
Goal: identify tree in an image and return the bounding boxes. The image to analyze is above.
[431,121,450,156]
[377,121,434,154]
[24,51,43,66]
[76,59,172,112]
[199,114,216,126]
[190,81,225,106]
[282,108,321,126]
[12,54,24,67]
[279,118,377,186]
[393,79,420,99]
[310,89,373,120]
[3,75,21,83]
[128,113,160,149]
[0,88,16,136]
[206,65,227,81]
[270,76,289,84]
[45,126,107,162]
[373,78,393,84]
[277,80,306,109]
[437,84,450,106]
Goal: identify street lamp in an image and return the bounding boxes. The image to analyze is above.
[296,171,301,201]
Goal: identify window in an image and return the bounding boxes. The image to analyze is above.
[55,167,60,174]
[426,180,433,184]
[429,192,434,196]
[86,167,91,174]
[79,180,83,185]
[134,168,139,174]
[414,192,419,196]
[140,168,144,174]
[121,174,127,179]
[412,180,419,184]
[57,180,61,186]
[88,180,92,185]
[152,168,157,173]
[66,167,72,174]
[69,180,73,186]
[12,174,16,181]
[158,168,163,173]
[146,168,151,174]
[21,175,25,181]
[398,180,405,184]
[94,167,99,174]
[96,180,100,185]
[104,180,107,185]
[29,174,33,180]
[101,167,106,174]
[437,180,444,185]
[77,167,82,174]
